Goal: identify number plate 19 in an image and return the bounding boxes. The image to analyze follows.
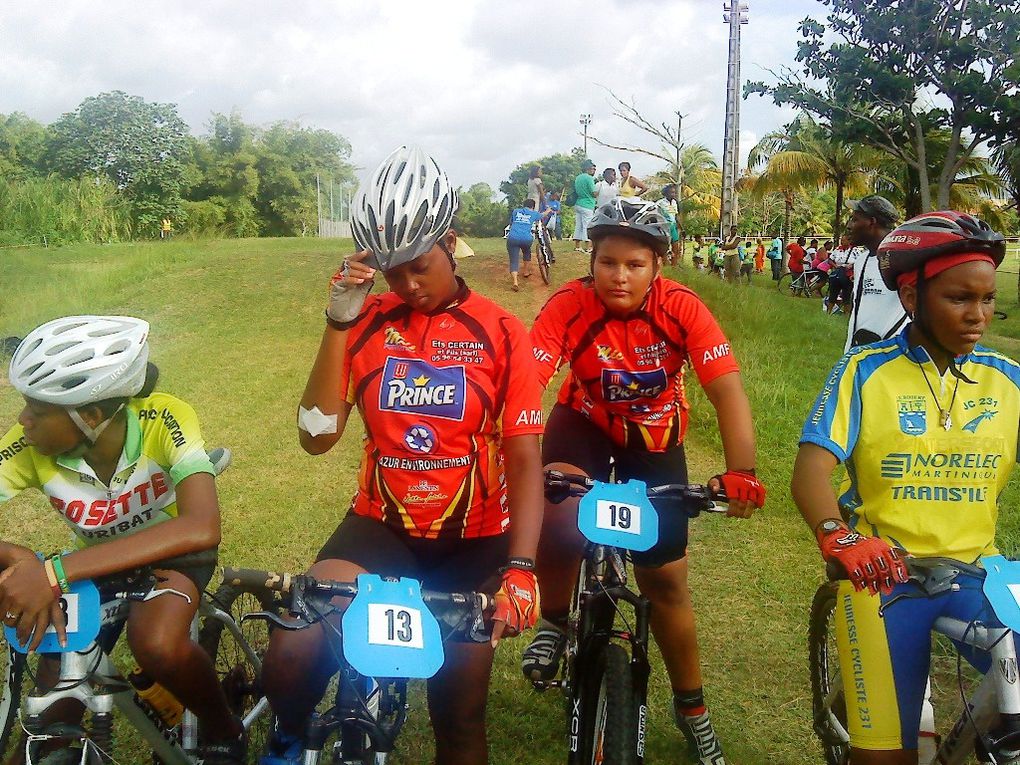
[577,479,659,552]
[343,574,444,678]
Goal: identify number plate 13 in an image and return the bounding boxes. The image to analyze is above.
[343,574,444,679]
[578,479,659,552]
[4,579,101,654]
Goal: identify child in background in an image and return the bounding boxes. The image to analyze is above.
[739,241,754,283]
[692,234,705,270]
[755,238,766,273]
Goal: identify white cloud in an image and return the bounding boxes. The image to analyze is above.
[0,0,820,192]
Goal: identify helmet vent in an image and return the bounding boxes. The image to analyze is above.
[28,368,54,386]
[88,326,122,337]
[384,201,397,251]
[59,375,88,391]
[409,200,429,243]
[106,339,131,355]
[391,159,407,186]
[52,322,87,336]
[45,342,78,356]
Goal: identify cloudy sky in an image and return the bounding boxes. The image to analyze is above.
[1,0,819,190]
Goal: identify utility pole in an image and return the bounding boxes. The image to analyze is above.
[580,113,592,156]
[316,173,322,238]
[675,111,686,259]
[719,0,748,238]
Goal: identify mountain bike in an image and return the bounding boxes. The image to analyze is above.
[532,471,728,765]
[222,567,490,765]
[810,556,1020,765]
[778,269,826,298]
[0,552,278,764]
[532,222,555,285]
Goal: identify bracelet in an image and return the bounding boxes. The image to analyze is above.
[43,558,62,600]
[505,557,535,571]
[50,554,71,594]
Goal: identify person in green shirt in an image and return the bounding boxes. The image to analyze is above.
[572,159,598,253]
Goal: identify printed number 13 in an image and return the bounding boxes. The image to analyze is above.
[385,608,413,643]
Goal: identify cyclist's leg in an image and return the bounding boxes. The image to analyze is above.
[833,580,941,763]
[126,568,243,743]
[262,515,416,738]
[507,240,522,289]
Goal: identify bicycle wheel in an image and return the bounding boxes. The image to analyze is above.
[538,235,552,285]
[777,272,796,295]
[0,644,24,760]
[198,584,283,762]
[808,582,849,765]
[580,643,636,765]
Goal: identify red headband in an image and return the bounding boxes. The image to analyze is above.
[896,252,996,288]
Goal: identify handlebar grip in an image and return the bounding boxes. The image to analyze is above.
[222,567,295,593]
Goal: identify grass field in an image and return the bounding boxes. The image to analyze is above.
[1,236,1019,764]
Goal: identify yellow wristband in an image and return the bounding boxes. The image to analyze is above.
[43,559,62,600]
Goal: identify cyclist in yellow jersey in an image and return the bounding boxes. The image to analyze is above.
[792,212,1018,764]
[0,316,245,764]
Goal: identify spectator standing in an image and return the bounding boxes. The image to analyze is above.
[506,199,543,290]
[545,191,563,240]
[618,161,649,197]
[572,159,598,252]
[826,234,858,315]
[595,168,620,208]
[755,238,766,273]
[527,166,545,210]
[786,236,807,276]
[767,233,784,280]
[739,240,754,283]
[844,195,905,350]
[656,184,681,265]
[720,224,742,283]
[692,234,705,270]
[160,217,172,240]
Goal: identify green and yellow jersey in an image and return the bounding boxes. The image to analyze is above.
[0,393,215,547]
[801,328,1020,562]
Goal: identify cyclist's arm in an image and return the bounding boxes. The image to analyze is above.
[632,176,649,195]
[502,434,543,561]
[299,325,355,454]
[791,443,842,532]
[702,371,758,517]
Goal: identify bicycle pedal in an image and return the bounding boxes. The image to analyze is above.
[531,679,562,692]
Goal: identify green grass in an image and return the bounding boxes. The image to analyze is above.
[1,236,1019,764]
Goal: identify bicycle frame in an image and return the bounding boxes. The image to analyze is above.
[15,592,260,765]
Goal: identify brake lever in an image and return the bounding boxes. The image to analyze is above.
[118,587,193,605]
[242,610,314,631]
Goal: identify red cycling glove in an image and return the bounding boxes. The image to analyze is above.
[492,565,540,638]
[817,524,908,595]
[714,470,766,508]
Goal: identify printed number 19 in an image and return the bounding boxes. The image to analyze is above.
[610,503,632,529]
[385,608,413,643]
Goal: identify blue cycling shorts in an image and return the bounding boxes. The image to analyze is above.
[833,573,1006,750]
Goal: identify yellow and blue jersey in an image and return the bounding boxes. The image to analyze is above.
[801,327,1020,562]
[0,393,215,547]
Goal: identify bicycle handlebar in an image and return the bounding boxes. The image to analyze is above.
[543,470,729,516]
[825,556,985,596]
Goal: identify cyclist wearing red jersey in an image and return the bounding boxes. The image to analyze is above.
[522,199,766,765]
[261,146,544,765]
[0,316,244,764]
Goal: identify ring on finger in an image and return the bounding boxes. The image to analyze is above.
[5,611,18,622]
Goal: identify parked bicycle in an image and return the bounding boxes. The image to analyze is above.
[0,551,278,765]
[532,221,555,285]
[778,269,826,298]
[810,555,1020,765]
[221,567,490,765]
[531,471,727,765]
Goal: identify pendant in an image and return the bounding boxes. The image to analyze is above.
[940,410,952,431]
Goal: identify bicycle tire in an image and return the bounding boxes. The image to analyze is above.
[580,643,636,765]
[777,272,796,295]
[0,644,24,760]
[538,232,552,285]
[808,582,849,765]
[198,584,283,763]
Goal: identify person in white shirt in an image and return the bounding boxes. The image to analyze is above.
[844,196,906,351]
[826,234,859,315]
[594,168,620,208]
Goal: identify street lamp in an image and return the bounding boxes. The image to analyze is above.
[579,113,592,156]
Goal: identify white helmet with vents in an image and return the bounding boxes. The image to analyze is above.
[9,316,150,407]
[350,145,458,272]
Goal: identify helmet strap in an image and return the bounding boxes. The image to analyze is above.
[439,239,456,270]
[67,404,125,446]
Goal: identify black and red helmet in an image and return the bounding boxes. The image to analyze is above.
[877,210,1005,291]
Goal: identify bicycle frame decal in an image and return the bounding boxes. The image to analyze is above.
[577,479,659,551]
[981,555,1020,632]
[342,574,444,679]
[4,579,100,654]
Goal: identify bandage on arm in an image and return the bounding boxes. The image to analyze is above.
[298,405,338,436]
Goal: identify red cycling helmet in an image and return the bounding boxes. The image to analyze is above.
[877,210,1005,291]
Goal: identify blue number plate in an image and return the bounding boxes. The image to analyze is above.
[577,479,659,552]
[342,574,444,679]
[982,555,1020,632]
[3,579,101,654]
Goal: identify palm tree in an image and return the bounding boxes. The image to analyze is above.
[746,116,881,240]
[993,140,1020,214]
[646,144,721,234]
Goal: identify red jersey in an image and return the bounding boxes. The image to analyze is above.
[530,277,739,451]
[340,280,543,539]
[787,243,806,273]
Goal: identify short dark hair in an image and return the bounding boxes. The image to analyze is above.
[523,199,536,209]
[603,168,615,181]
[618,161,631,171]
[529,165,541,178]
[797,236,806,245]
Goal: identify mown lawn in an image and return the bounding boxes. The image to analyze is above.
[1,236,1018,764]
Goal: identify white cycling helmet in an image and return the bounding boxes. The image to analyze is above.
[350,145,458,272]
[10,315,150,408]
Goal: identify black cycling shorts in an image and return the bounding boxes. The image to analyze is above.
[542,404,691,567]
[316,514,508,594]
